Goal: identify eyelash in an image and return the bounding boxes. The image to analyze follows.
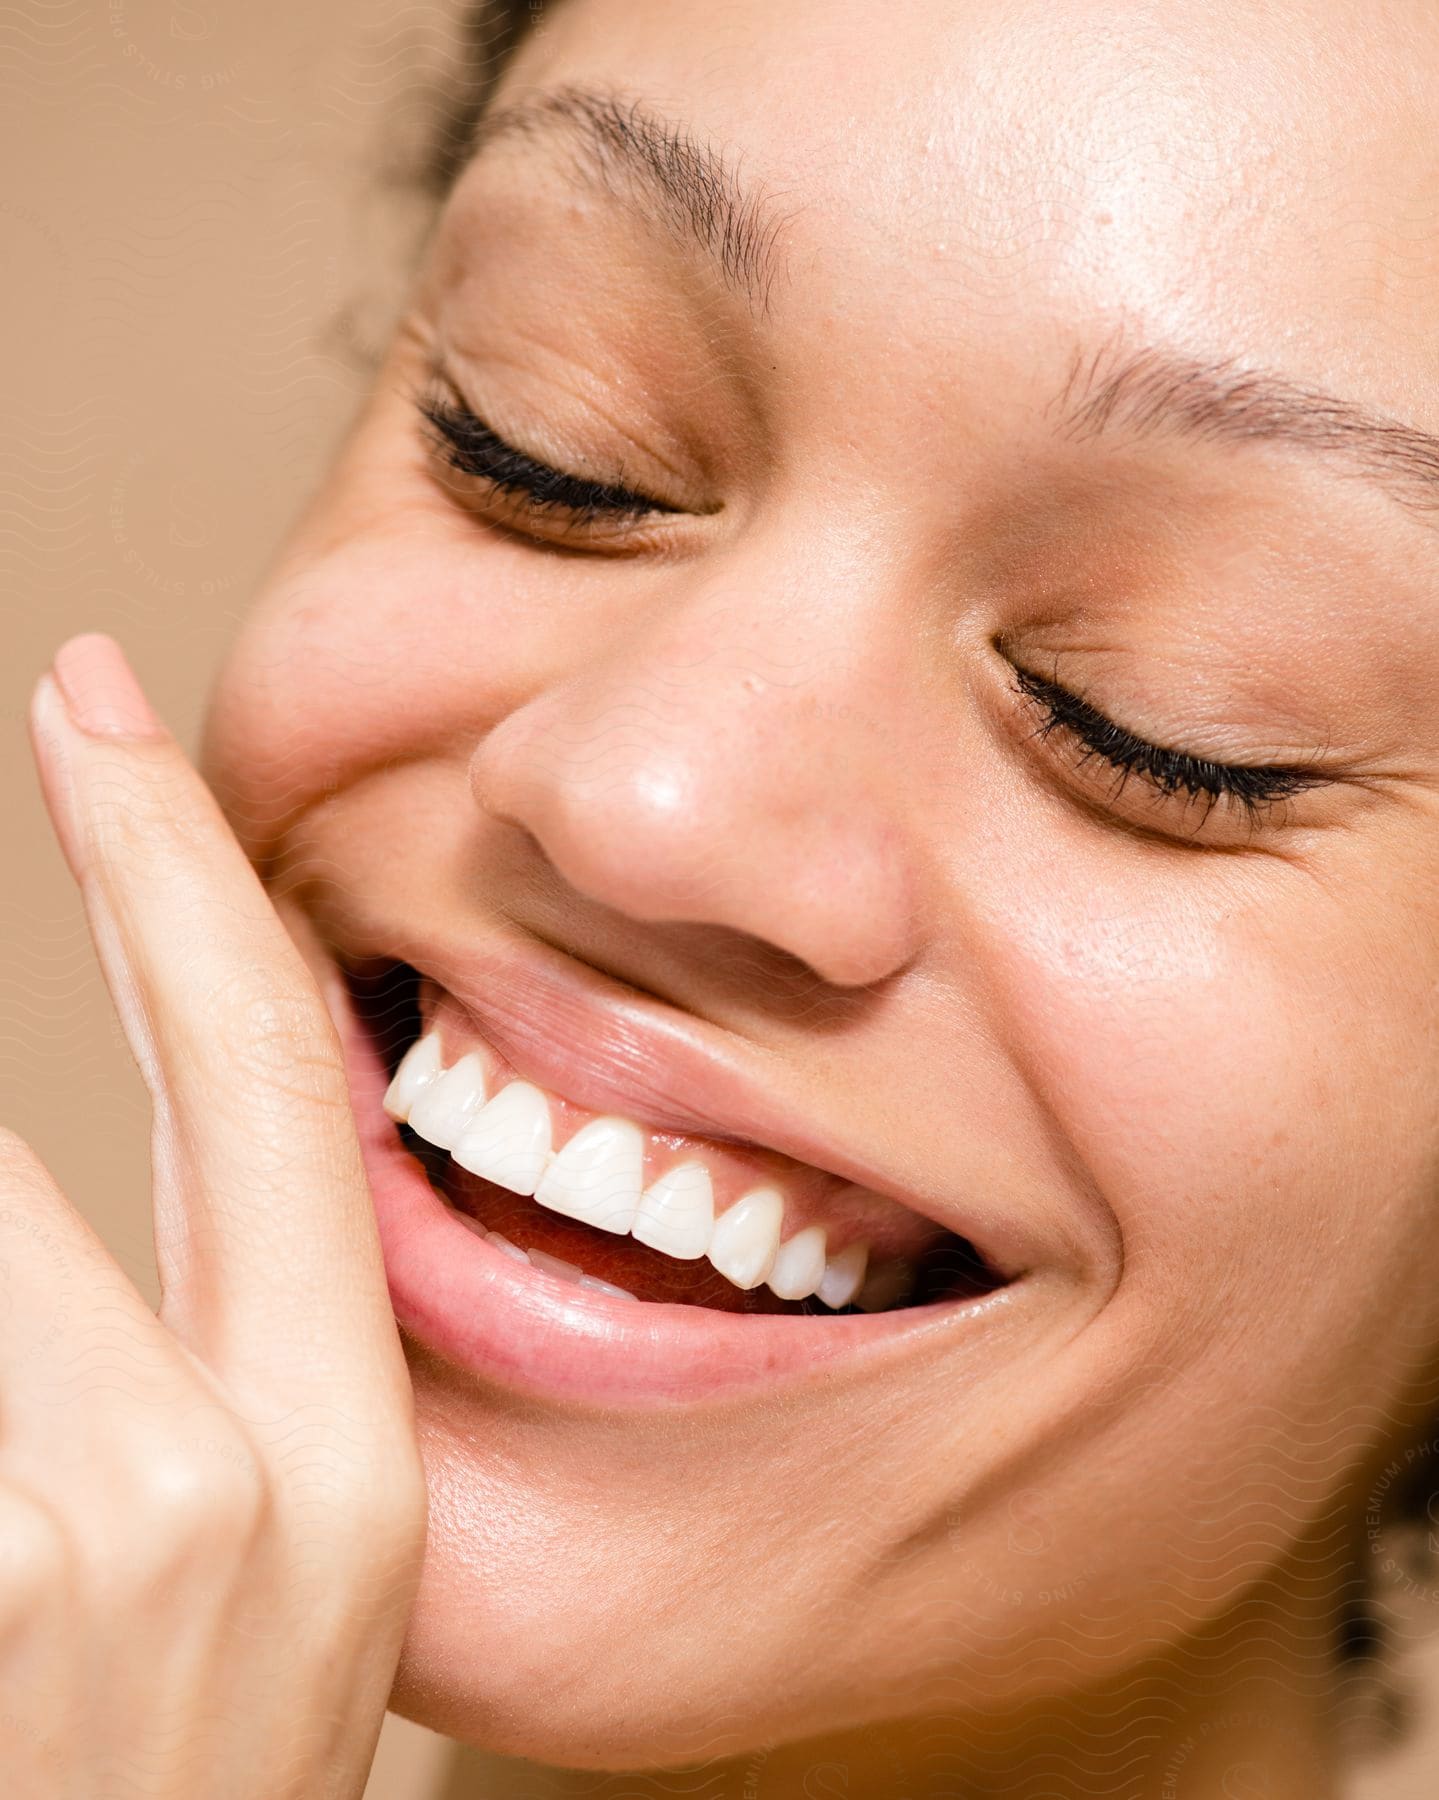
[419,395,677,527]
[417,390,1324,834]
[1010,664,1325,829]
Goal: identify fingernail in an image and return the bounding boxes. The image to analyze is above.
[51,634,164,739]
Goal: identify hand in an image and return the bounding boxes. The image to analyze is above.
[6,635,427,1797]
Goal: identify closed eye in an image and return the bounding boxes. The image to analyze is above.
[1010,663,1331,832]
[419,394,683,526]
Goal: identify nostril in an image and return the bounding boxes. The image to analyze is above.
[467,688,922,990]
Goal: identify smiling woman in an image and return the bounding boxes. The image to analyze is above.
[13,0,1439,1796]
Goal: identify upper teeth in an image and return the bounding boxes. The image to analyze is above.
[383,1032,877,1308]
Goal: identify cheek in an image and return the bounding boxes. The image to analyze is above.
[204,536,500,858]
[202,454,649,864]
[990,849,1439,1344]
[1003,875,1341,1269]
[859,860,1439,1696]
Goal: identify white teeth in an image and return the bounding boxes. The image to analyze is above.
[766,1224,829,1300]
[486,1229,529,1262]
[529,1247,585,1284]
[855,1259,914,1313]
[578,1273,638,1300]
[707,1187,784,1290]
[393,1041,899,1308]
[816,1240,869,1310]
[451,1082,553,1195]
[534,1117,644,1236]
[405,1051,488,1151]
[383,1032,443,1121]
[509,1245,639,1302]
[633,1161,714,1260]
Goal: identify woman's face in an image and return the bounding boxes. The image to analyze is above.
[204,0,1439,1769]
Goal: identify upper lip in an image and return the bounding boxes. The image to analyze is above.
[331,913,1037,1282]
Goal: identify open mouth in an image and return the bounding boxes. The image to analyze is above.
[349,961,1010,1323]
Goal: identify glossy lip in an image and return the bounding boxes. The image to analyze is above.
[329,917,1043,1285]
[321,929,1042,1407]
[337,970,1025,1405]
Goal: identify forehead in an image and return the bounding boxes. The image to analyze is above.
[497,0,1439,428]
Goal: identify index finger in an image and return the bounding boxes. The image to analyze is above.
[27,635,412,1422]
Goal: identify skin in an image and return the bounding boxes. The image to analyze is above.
[16,0,1439,1794]
[15,637,426,1795]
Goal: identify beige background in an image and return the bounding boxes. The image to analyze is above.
[2,2,1438,1794]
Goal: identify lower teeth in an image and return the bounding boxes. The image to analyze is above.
[484,1226,526,1260]
[447,1195,924,1313]
[529,1246,638,1300]
[453,1209,641,1300]
[421,1137,938,1316]
[367,966,1002,1316]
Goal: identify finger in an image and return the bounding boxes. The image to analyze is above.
[27,636,411,1423]
[0,1130,194,1471]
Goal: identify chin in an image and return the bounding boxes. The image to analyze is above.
[254,892,1096,1772]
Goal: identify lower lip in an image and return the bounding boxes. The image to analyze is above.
[337,973,1018,1407]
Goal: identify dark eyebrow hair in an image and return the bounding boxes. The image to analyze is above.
[469,83,791,313]
[462,92,1439,527]
[1049,333,1439,527]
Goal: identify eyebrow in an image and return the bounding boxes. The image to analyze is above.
[470,83,791,313]
[468,89,1439,527]
[1049,333,1439,527]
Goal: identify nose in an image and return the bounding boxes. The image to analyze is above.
[469,582,923,990]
